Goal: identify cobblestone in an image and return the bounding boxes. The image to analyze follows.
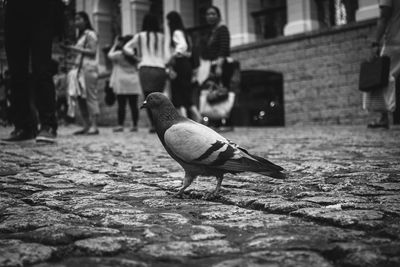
[0,125,399,267]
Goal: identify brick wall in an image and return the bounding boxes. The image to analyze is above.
[232,20,376,126]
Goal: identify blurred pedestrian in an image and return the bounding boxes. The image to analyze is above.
[363,0,399,129]
[53,64,69,125]
[123,13,167,133]
[108,35,141,132]
[197,5,234,132]
[166,11,202,123]
[2,0,61,142]
[62,11,100,135]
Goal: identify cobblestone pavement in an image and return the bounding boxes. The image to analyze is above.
[0,125,399,267]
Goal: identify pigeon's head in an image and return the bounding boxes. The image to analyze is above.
[141,92,169,110]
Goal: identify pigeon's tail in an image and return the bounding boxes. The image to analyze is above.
[242,151,285,179]
[220,149,286,179]
[254,169,286,179]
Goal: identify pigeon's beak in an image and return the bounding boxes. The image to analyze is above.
[140,100,147,109]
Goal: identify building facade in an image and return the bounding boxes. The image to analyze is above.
[19,1,394,125]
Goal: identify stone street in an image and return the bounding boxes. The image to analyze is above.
[0,125,399,267]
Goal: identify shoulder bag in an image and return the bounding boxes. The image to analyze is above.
[359,55,391,92]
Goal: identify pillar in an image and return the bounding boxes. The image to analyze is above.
[125,0,151,35]
[284,0,319,36]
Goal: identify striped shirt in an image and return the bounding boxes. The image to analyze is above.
[201,25,230,61]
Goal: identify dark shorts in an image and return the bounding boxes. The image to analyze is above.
[170,57,194,108]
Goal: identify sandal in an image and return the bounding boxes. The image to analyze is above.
[86,129,100,135]
[73,129,88,135]
[367,122,389,129]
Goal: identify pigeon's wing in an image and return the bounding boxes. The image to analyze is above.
[164,121,285,178]
[164,121,231,165]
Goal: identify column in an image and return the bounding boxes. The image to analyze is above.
[355,0,379,21]
[125,0,151,35]
[283,0,319,36]
[221,0,256,46]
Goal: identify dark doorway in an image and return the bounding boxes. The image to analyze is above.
[231,70,284,126]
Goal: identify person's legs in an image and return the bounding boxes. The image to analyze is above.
[3,0,37,140]
[117,95,127,126]
[83,66,99,134]
[113,95,126,132]
[31,0,57,135]
[74,97,90,134]
[127,94,139,129]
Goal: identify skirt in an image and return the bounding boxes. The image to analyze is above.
[138,66,167,97]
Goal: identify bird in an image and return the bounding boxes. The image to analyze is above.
[141,92,285,199]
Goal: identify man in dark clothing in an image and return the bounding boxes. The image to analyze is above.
[2,0,64,142]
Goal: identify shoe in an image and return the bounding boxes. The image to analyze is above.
[130,126,138,132]
[2,128,36,142]
[113,126,124,132]
[86,129,99,135]
[367,122,389,129]
[73,128,89,135]
[36,126,57,143]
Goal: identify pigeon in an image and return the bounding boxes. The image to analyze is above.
[141,92,285,198]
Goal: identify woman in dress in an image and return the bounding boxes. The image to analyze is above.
[166,11,201,122]
[108,35,141,132]
[123,14,167,133]
[64,11,100,135]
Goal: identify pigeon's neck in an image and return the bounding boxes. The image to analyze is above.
[154,104,184,133]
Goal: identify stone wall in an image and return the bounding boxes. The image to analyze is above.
[232,20,376,126]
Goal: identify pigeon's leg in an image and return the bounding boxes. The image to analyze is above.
[203,175,223,199]
[174,172,195,198]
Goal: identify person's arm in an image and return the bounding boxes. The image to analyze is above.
[69,32,97,58]
[172,30,188,56]
[123,34,138,56]
[107,38,122,61]
[371,3,392,57]
[215,25,230,77]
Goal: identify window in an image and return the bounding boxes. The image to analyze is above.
[315,0,358,28]
[251,0,287,40]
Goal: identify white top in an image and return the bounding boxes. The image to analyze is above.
[171,30,189,57]
[75,29,98,68]
[123,31,166,69]
[108,47,141,95]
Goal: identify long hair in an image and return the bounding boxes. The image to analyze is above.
[76,11,94,37]
[166,11,190,50]
[207,5,222,20]
[141,13,161,51]
[115,35,133,51]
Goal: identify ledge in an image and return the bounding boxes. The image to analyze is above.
[232,19,376,53]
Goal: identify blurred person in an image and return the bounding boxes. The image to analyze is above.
[166,11,202,122]
[62,11,100,135]
[123,13,167,133]
[364,0,399,129]
[53,64,69,125]
[197,5,234,132]
[2,0,61,142]
[108,35,141,132]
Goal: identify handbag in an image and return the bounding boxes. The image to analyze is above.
[200,90,235,120]
[202,79,229,104]
[104,80,116,106]
[359,55,391,92]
